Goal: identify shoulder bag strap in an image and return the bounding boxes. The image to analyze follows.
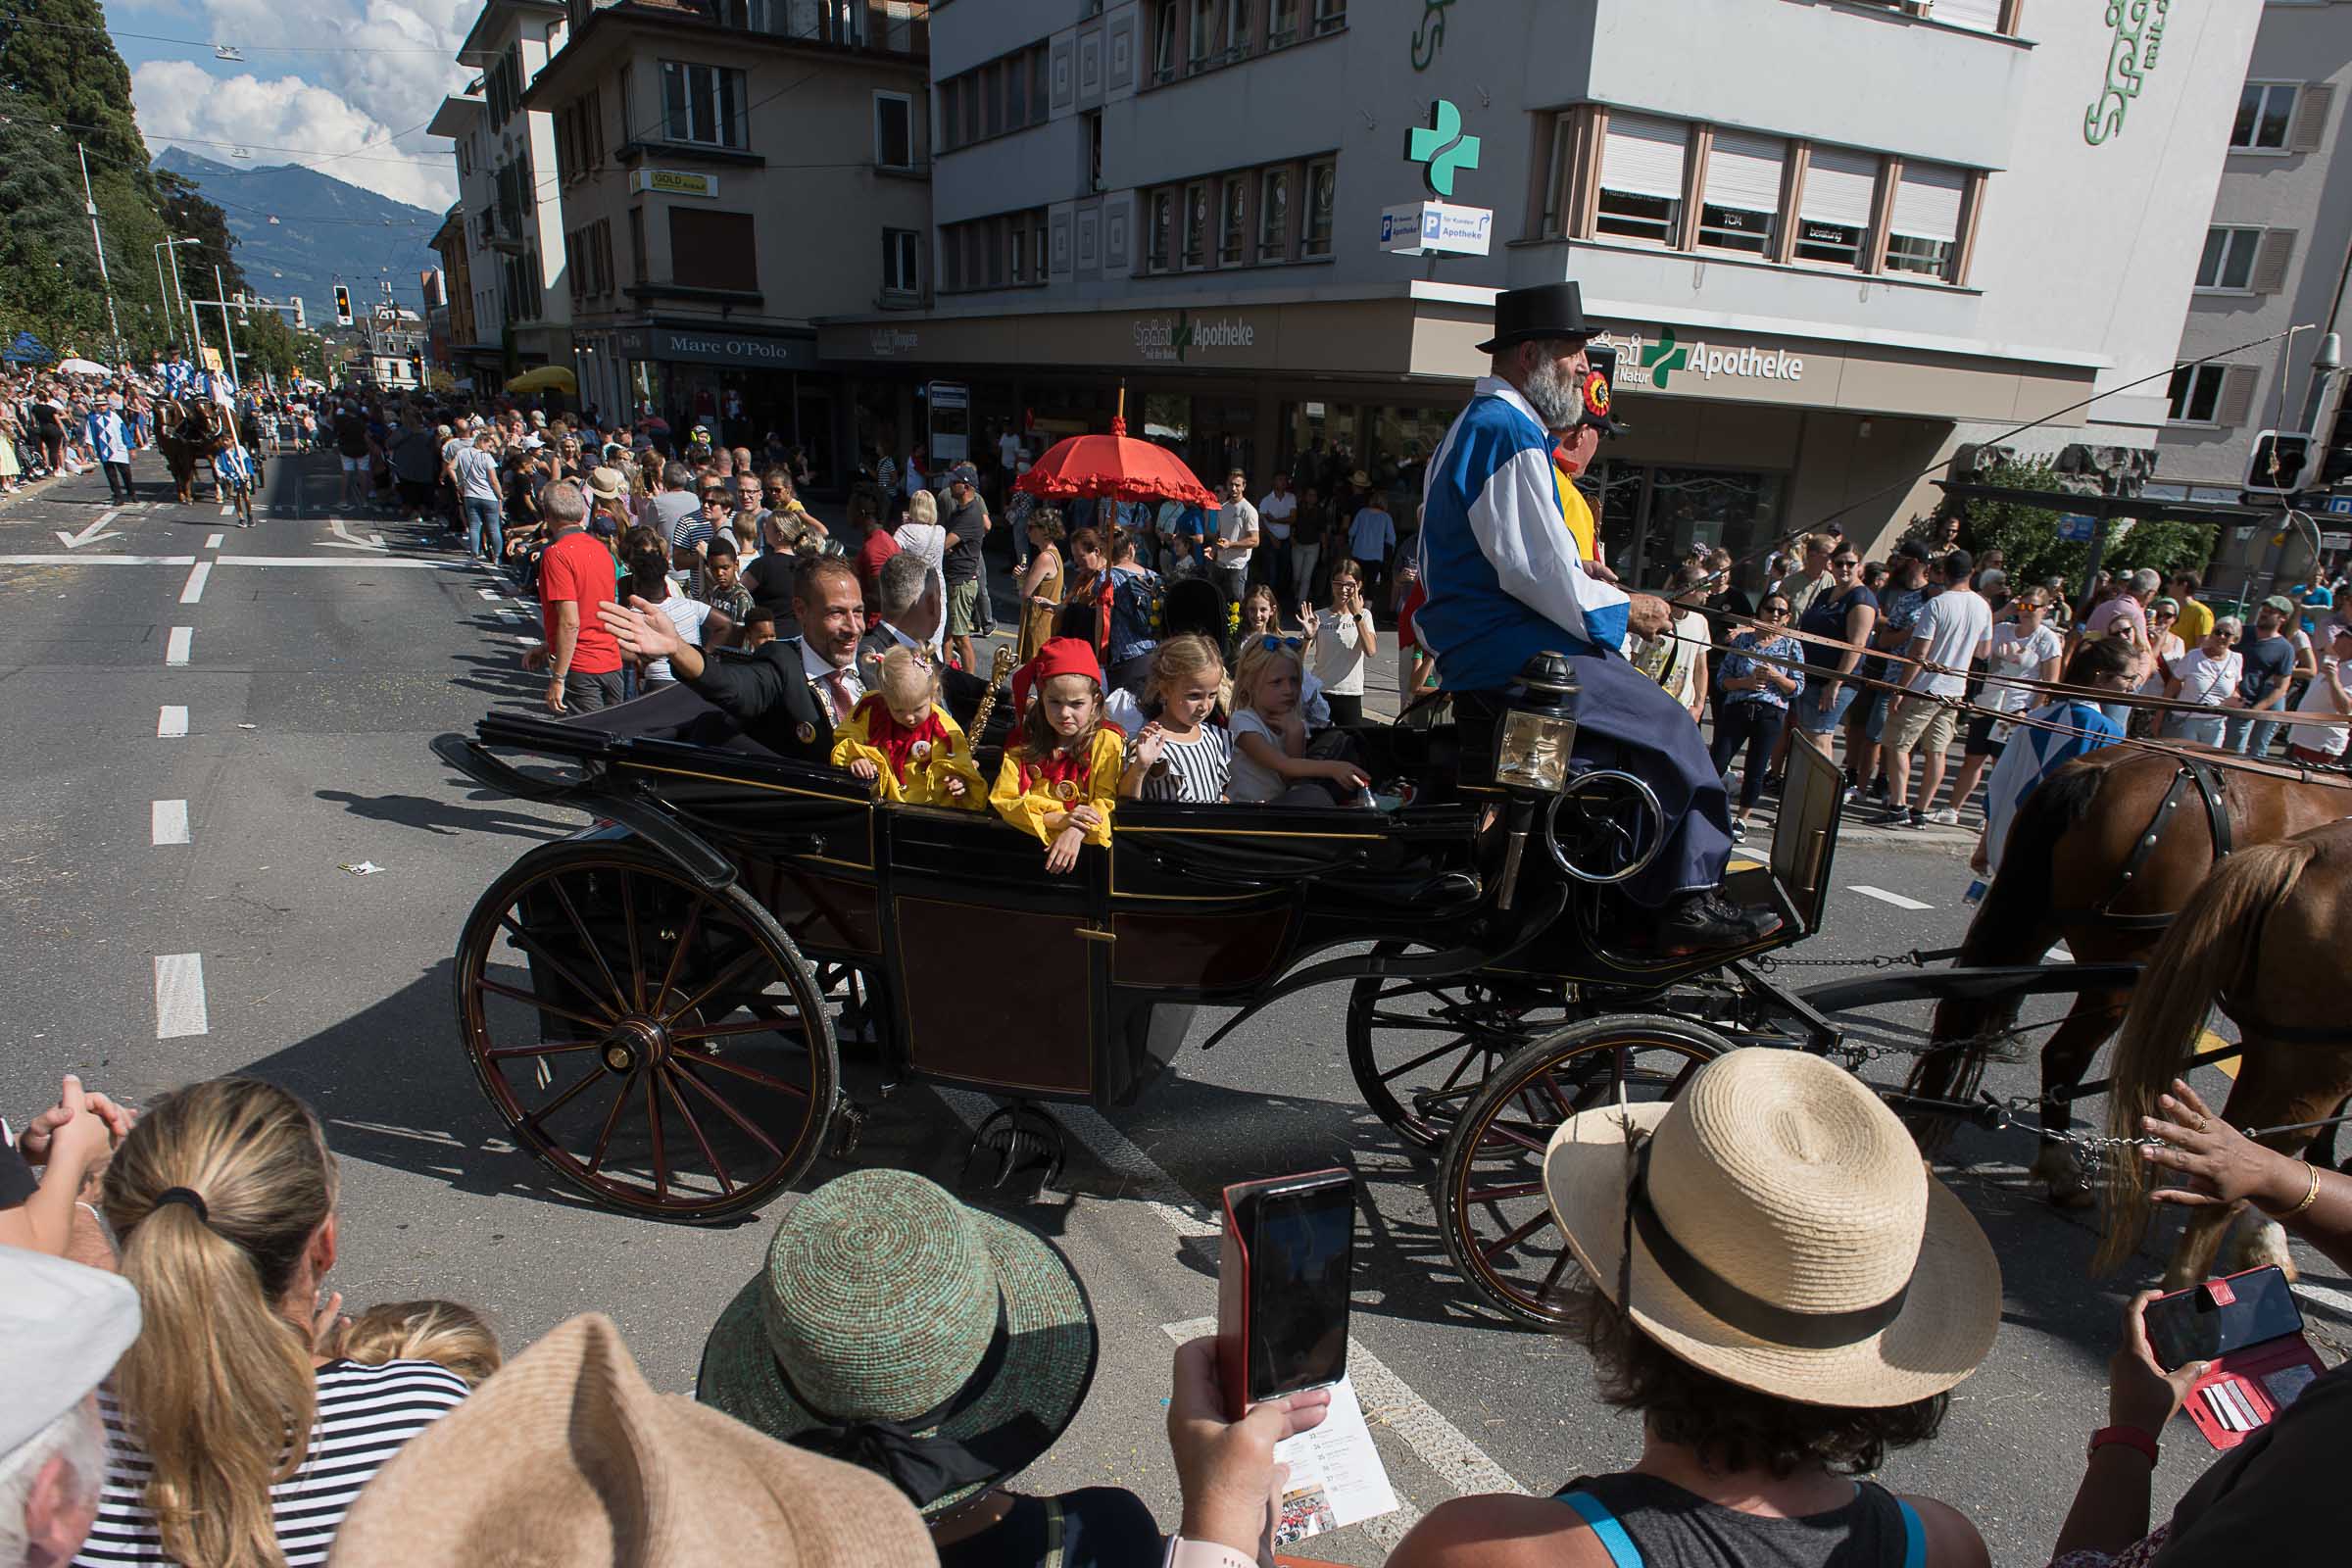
[1893,1495,1927,1568]
[1551,1488,1644,1568]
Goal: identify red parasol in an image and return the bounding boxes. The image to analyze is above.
[1014,397,1217,509]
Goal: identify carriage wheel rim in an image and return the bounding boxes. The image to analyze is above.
[1348,946,1574,1150]
[458,852,833,1219]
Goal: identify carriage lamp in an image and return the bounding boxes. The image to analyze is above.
[1492,652,1581,909]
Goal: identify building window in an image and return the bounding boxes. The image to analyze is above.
[1792,144,1879,268]
[2166,365,2229,424]
[1258,167,1290,260]
[661,61,745,148]
[1006,50,1028,124]
[938,207,1050,291]
[1885,161,1965,278]
[1219,174,1248,264]
[1149,189,1175,270]
[1182,180,1209,267]
[1696,130,1785,255]
[668,208,758,291]
[1033,45,1050,119]
[1190,0,1215,69]
[2231,82,2298,150]
[1008,224,1027,283]
[884,228,921,294]
[1269,0,1298,47]
[874,91,914,169]
[1087,111,1103,190]
[2194,224,2263,291]
[1303,157,1335,256]
[1312,0,1345,33]
[1596,112,1687,244]
[1227,0,1252,56]
[1153,0,1179,81]
[628,206,647,284]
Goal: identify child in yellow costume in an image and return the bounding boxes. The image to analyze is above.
[991,636,1124,874]
[830,647,987,808]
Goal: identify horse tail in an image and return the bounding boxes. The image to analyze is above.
[1906,760,2102,1121]
[2092,836,2319,1274]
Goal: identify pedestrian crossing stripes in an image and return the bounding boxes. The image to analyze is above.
[151,801,189,846]
[165,627,193,666]
[1848,885,1933,911]
[157,706,188,739]
[153,954,209,1039]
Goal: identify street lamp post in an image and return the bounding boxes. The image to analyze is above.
[75,142,124,364]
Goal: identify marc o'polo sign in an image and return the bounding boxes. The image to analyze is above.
[647,328,817,369]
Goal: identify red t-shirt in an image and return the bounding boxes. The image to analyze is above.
[856,526,902,610]
[539,530,623,674]
[1398,583,1428,651]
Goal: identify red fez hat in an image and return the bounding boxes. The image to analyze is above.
[1011,637,1102,718]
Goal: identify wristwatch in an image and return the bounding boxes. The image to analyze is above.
[1163,1538,1255,1568]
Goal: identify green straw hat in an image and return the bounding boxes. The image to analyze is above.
[698,1169,1096,1517]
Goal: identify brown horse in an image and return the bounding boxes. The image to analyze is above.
[2095,820,2352,1286]
[1905,745,2344,1200]
[157,397,220,505]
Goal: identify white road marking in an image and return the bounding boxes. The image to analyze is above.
[205,531,224,550]
[151,800,190,845]
[477,587,501,600]
[0,554,196,566]
[153,954,210,1039]
[514,634,539,645]
[165,627,193,666]
[177,562,212,604]
[215,556,475,569]
[1848,884,1933,911]
[157,705,188,738]
[2046,940,2076,961]
[54,511,122,549]
[2300,1280,2352,1320]
[219,503,234,516]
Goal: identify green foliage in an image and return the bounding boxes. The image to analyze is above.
[154,170,248,303]
[0,0,147,173]
[1960,459,2216,595]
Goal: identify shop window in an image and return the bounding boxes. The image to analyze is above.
[2166,365,2228,423]
[1183,180,1210,268]
[2230,82,2297,150]
[668,208,758,292]
[1219,174,1248,264]
[883,228,921,295]
[1258,167,1291,260]
[661,61,745,149]
[1303,158,1335,256]
[1596,113,1687,244]
[2194,225,2263,291]
[874,92,914,170]
[1280,401,1361,496]
[1696,129,1785,256]
[1148,189,1175,270]
[1793,145,1878,268]
[1885,162,1964,278]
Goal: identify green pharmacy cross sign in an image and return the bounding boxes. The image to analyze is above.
[1640,328,1690,388]
[1407,99,1481,198]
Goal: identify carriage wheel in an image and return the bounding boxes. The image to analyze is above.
[455,842,838,1222]
[1436,1015,1730,1329]
[1346,942,1575,1150]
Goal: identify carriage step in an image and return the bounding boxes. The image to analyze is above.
[825,1094,865,1160]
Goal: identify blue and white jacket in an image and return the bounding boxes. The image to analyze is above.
[1981,699,2122,868]
[156,359,195,399]
[1414,378,1630,692]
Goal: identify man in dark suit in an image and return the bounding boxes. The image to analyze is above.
[598,557,867,763]
[858,552,994,731]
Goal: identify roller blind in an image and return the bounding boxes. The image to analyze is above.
[1889,162,1966,241]
[1702,130,1787,212]
[1799,146,1880,228]
[1934,0,2003,32]
[1600,113,1689,200]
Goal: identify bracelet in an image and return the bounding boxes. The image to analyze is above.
[2087,1425,2160,1466]
[2261,1159,2323,1218]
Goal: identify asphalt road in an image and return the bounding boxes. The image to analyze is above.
[1,451,2342,1566]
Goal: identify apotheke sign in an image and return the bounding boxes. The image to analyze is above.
[1133,311,1258,364]
[1590,326,1805,389]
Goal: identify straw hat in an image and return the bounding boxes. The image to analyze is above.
[1348,469,1372,487]
[698,1170,1097,1516]
[1542,1049,1998,1408]
[588,465,626,503]
[327,1313,934,1568]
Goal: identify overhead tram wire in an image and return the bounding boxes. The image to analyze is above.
[0,13,459,55]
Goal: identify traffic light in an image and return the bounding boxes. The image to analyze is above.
[410,353,424,384]
[332,285,353,327]
[2245,429,2314,495]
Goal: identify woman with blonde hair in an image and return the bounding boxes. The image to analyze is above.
[83,1078,468,1566]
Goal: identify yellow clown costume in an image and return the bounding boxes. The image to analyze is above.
[989,728,1126,848]
[829,694,987,808]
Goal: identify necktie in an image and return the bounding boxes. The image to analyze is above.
[826,669,851,723]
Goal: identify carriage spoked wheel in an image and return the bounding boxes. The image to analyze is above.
[1436,1015,1731,1329]
[455,843,839,1222]
[1346,941,1576,1151]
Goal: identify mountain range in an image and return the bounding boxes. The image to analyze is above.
[150,147,443,326]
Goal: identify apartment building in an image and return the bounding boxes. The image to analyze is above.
[522,0,932,461]
[817,0,2261,581]
[2151,0,2352,591]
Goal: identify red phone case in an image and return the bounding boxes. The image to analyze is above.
[2157,1268,2328,1450]
[1218,1168,1348,1422]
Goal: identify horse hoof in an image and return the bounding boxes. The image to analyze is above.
[2230,1219,2298,1281]
[2046,1178,2097,1210]
[2030,1143,2094,1207]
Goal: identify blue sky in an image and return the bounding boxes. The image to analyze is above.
[108,0,469,211]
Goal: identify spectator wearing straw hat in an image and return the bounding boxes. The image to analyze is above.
[698,1169,1158,1568]
[1,1247,140,1567]
[328,1313,936,1568]
[1166,1049,1999,1568]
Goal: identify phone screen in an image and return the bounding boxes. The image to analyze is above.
[1248,1178,1354,1403]
[2144,1267,2304,1370]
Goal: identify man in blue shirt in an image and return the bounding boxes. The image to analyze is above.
[83,393,134,502]
[2227,598,2298,759]
[1416,283,1773,953]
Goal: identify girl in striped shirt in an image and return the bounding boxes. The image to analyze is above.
[1117,635,1235,804]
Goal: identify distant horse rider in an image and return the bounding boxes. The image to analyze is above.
[1414,282,1780,953]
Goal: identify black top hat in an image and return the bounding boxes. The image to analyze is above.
[1477,282,1596,353]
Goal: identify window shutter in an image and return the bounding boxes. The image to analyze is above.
[2215,365,2259,428]
[1889,162,1965,240]
[1798,145,1880,227]
[2291,83,2334,153]
[2251,228,2295,293]
[1599,112,1689,200]
[1934,0,2003,30]
[1702,129,1787,212]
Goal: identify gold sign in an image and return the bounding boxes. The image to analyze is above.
[634,169,716,198]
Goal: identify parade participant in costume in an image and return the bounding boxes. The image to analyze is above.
[833,647,988,808]
[157,344,195,401]
[992,638,1123,874]
[1415,283,1776,953]
[1973,637,2134,877]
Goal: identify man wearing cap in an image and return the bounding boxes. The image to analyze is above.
[1415,282,1777,952]
[2228,598,2298,758]
[0,1247,141,1568]
[942,464,990,673]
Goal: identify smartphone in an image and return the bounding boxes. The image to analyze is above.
[1218,1170,1354,1417]
[2144,1265,2304,1370]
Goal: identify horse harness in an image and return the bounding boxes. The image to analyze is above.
[2056,757,2232,933]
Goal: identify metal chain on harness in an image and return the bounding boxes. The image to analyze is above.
[1752,949,1938,972]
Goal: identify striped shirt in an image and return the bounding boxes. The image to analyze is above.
[76,1359,469,1566]
[1132,725,1235,803]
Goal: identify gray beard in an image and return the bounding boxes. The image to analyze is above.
[1522,357,1583,429]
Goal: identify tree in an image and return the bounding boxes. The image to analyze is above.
[1960,459,2216,595]
[154,169,248,304]
[0,0,148,174]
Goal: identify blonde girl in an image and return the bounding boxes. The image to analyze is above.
[95,1078,468,1566]
[1238,583,1283,639]
[992,637,1126,872]
[1228,641,1372,806]
[1119,634,1236,803]
[336,1299,505,1389]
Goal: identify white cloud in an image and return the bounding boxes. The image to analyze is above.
[133,59,458,211]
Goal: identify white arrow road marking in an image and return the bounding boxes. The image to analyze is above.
[166,627,193,666]
[151,800,189,845]
[158,706,188,738]
[53,509,122,549]
[1849,885,1933,910]
[154,954,210,1039]
[178,562,212,604]
[320,518,388,551]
